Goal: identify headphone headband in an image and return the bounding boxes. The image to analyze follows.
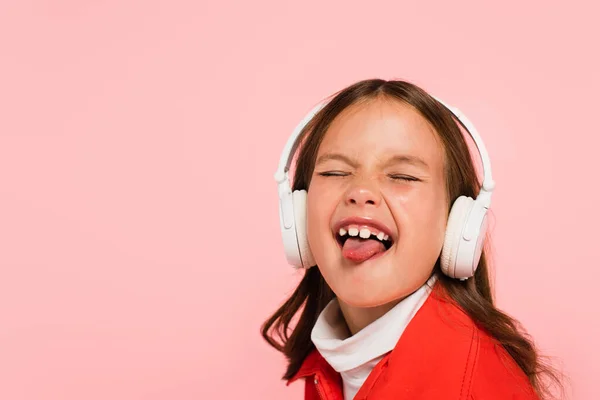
[274,95,495,207]
[432,97,496,196]
[274,101,327,185]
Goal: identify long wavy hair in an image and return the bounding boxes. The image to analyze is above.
[262,79,563,399]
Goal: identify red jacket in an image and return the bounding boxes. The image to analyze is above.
[287,282,539,400]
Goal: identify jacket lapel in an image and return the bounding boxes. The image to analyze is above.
[288,282,480,400]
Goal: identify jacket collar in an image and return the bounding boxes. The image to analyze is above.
[287,279,470,386]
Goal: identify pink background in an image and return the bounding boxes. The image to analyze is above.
[0,1,597,399]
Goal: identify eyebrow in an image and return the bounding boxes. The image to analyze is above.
[385,155,430,170]
[315,152,429,170]
[315,153,359,168]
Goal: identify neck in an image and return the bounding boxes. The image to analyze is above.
[336,273,438,335]
[338,298,403,335]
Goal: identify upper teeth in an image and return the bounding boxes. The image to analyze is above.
[339,226,390,242]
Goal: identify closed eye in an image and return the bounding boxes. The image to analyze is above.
[389,175,420,182]
[318,172,419,181]
[317,171,349,177]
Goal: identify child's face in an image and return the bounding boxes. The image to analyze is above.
[307,98,449,307]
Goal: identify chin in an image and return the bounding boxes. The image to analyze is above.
[337,278,408,308]
[312,236,433,306]
[322,256,430,309]
[325,268,400,308]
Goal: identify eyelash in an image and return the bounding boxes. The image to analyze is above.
[317,172,420,182]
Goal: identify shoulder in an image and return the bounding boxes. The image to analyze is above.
[434,287,540,399]
[386,283,539,399]
[470,330,539,399]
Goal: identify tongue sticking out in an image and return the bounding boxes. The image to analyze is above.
[342,237,386,263]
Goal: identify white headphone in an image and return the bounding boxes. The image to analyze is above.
[274,95,496,280]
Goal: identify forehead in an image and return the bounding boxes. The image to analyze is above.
[318,98,445,167]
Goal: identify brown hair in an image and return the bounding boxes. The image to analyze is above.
[261,79,563,399]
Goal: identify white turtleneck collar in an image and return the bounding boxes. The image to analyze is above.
[311,274,438,400]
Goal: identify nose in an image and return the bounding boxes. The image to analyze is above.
[345,181,381,208]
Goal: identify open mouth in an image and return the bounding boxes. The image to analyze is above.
[335,227,394,251]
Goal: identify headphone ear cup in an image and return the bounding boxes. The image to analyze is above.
[292,190,316,269]
[441,196,474,279]
[279,189,302,269]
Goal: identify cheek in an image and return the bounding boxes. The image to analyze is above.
[391,189,448,245]
[306,181,345,270]
[306,193,320,243]
[306,184,335,242]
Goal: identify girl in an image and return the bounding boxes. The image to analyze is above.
[262,79,561,399]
